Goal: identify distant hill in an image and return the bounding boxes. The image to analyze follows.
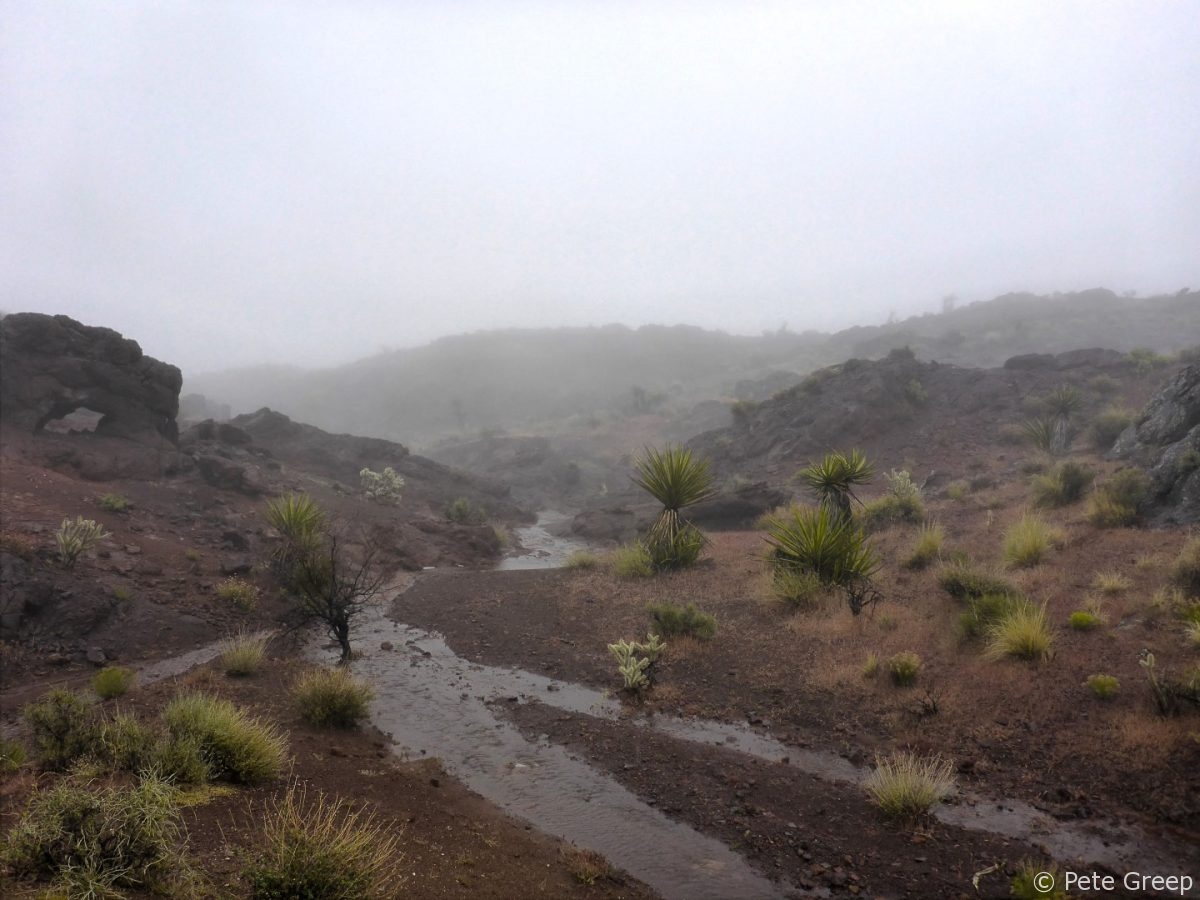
[185,288,1198,447]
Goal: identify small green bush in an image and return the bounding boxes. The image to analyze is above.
[1170,537,1200,596]
[862,652,880,679]
[1068,610,1102,631]
[986,603,1053,661]
[860,469,925,528]
[1030,461,1094,508]
[771,566,824,609]
[246,783,404,900]
[1002,514,1062,568]
[887,651,922,686]
[217,577,259,611]
[1087,469,1150,527]
[92,665,136,699]
[1088,374,1120,395]
[647,602,716,641]
[359,466,404,502]
[163,693,287,783]
[1128,346,1170,375]
[294,669,375,728]
[945,480,968,501]
[904,378,928,405]
[445,496,487,525]
[55,516,111,567]
[863,752,956,821]
[96,711,157,771]
[23,689,98,771]
[98,493,131,512]
[0,737,26,775]
[937,560,1021,601]
[904,523,943,570]
[1086,674,1119,699]
[221,631,268,677]
[958,594,1026,641]
[565,550,600,570]
[2,775,188,896]
[147,734,212,785]
[610,543,654,578]
[1090,407,1133,449]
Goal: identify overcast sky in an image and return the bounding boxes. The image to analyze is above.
[2,1,1198,374]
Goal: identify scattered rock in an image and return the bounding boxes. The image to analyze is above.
[219,558,253,576]
[86,645,106,665]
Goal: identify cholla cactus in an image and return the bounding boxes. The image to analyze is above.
[607,634,667,693]
[884,469,921,503]
[359,467,405,502]
[55,517,111,567]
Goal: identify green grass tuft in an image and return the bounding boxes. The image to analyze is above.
[565,550,600,570]
[610,543,654,578]
[1171,537,1200,595]
[903,523,943,570]
[1068,610,1102,631]
[0,737,26,775]
[1086,674,1119,699]
[1002,514,1063,568]
[863,752,956,821]
[937,560,1021,601]
[647,602,717,641]
[294,668,376,728]
[1030,461,1094,508]
[887,651,922,687]
[98,492,132,512]
[985,603,1053,661]
[92,665,136,699]
[163,692,287,783]
[220,631,268,677]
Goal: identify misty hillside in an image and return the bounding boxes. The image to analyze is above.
[187,288,1197,446]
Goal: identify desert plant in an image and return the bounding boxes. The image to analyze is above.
[1128,346,1170,375]
[96,711,158,772]
[797,449,874,522]
[903,378,928,405]
[1068,610,1102,631]
[162,693,287,783]
[359,466,404,502]
[92,665,136,700]
[1010,861,1068,899]
[562,845,613,885]
[1030,461,1094,508]
[937,560,1021,601]
[2,775,189,896]
[146,734,212,785]
[986,603,1053,661]
[887,651,922,686]
[23,689,99,771]
[1021,417,1069,457]
[647,602,716,640]
[55,516,110,567]
[631,445,716,570]
[98,492,131,512]
[217,576,259,611]
[290,532,385,663]
[1042,384,1084,418]
[862,652,880,679]
[607,635,665,693]
[294,668,375,728]
[770,566,824,609]
[904,523,943,570]
[445,496,487,525]
[220,631,268,676]
[1087,469,1150,527]
[957,593,1026,641]
[1171,537,1200,595]
[266,492,325,543]
[1090,406,1133,449]
[1002,514,1062,568]
[565,550,600,570]
[765,505,879,588]
[246,782,404,900]
[863,751,956,821]
[1,737,26,775]
[1086,674,1120,699]
[610,542,654,578]
[1091,570,1131,594]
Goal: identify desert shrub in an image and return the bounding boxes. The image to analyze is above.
[565,550,600,570]
[645,521,705,570]
[1,737,26,775]
[1087,469,1150,527]
[0,529,36,559]
[54,516,110,567]
[765,505,879,587]
[607,634,665,693]
[903,378,928,405]
[1091,570,1131,594]
[293,668,375,728]
[92,665,136,699]
[904,523,943,570]
[1068,610,1102,631]
[1011,861,1068,900]
[958,593,1026,641]
[647,601,716,641]
[1088,374,1120,395]
[1128,346,1170,375]
[1171,537,1200,596]
[246,783,403,900]
[1030,461,1094,508]
[2,775,188,896]
[492,524,511,547]
[445,496,487,525]
[1041,384,1084,418]
[221,631,268,676]
[163,693,287,783]
[359,466,404,502]
[937,560,1021,601]
[98,492,131,512]
[1187,621,1200,649]
[986,603,1053,661]
[945,480,968,501]
[887,651,922,686]
[562,845,613,886]
[632,445,716,570]
[266,492,326,542]
[24,689,99,771]
[797,449,874,522]
[863,751,956,821]
[771,566,824,609]
[1090,407,1133,449]
[1086,674,1119,700]
[96,711,157,771]
[1002,514,1062,568]
[861,469,925,528]
[610,543,654,578]
[862,652,880,679]
[1021,417,1069,457]
[217,576,259,611]
[147,734,212,785]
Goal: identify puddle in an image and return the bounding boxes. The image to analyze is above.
[497,510,591,570]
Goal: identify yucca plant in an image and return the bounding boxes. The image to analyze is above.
[266,493,326,544]
[796,449,874,522]
[631,445,716,570]
[1043,384,1084,418]
[765,505,879,588]
[1021,417,1069,458]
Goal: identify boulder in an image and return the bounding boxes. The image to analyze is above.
[195,454,267,495]
[690,481,789,530]
[0,313,181,442]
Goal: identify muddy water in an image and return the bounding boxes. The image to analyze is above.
[497,510,592,570]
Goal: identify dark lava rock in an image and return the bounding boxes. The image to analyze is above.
[195,454,266,495]
[690,481,789,530]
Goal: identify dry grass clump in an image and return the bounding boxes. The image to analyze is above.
[769,566,824,610]
[1011,861,1068,899]
[565,550,601,570]
[862,652,880,679]
[217,577,259,611]
[1030,461,1094,508]
[1089,407,1133,449]
[1086,469,1150,527]
[163,692,287,783]
[562,845,614,885]
[1002,514,1063,568]
[293,668,376,728]
[246,783,404,900]
[887,651,922,686]
[863,751,956,821]
[937,559,1021,601]
[1171,537,1200,596]
[610,543,654,578]
[903,523,943,570]
[986,603,1053,661]
[220,631,268,677]
[92,665,136,699]
[958,594,1027,641]
[1091,570,1132,594]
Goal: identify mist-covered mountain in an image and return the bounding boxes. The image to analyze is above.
[186,288,1197,446]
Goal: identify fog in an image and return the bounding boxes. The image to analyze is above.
[2,1,1197,373]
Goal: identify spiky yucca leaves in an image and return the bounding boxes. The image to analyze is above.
[266,492,327,583]
[765,505,879,588]
[1021,417,1069,457]
[631,445,716,570]
[1043,384,1084,418]
[797,449,874,522]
